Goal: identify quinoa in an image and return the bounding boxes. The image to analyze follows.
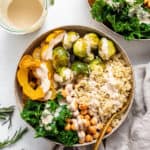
[72,53,132,123]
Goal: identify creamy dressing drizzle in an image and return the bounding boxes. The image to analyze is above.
[63,68,73,80]
[125,0,135,4]
[41,106,63,129]
[85,38,92,56]
[105,0,120,7]
[63,32,79,49]
[36,63,50,93]
[129,5,150,24]
[104,0,150,25]
[43,32,65,60]
[102,38,109,55]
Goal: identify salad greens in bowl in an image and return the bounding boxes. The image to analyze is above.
[15,26,134,147]
[89,0,150,40]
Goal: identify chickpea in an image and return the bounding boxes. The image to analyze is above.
[91,117,97,125]
[84,114,91,120]
[65,124,71,131]
[85,134,93,142]
[79,139,85,144]
[71,124,78,131]
[61,89,67,97]
[80,109,88,115]
[71,119,79,131]
[78,115,84,119]
[106,126,113,133]
[88,126,97,134]
[79,104,88,110]
[144,0,150,8]
[93,132,99,139]
[83,119,90,128]
[97,123,104,130]
[66,118,71,123]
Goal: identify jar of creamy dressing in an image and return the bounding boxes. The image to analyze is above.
[0,0,48,34]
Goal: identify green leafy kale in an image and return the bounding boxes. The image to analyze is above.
[54,105,72,128]
[91,0,150,39]
[57,131,79,146]
[55,91,64,101]
[21,100,45,127]
[46,100,59,112]
[21,94,78,146]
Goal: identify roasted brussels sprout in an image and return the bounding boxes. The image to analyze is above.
[56,67,74,82]
[71,61,89,75]
[84,33,99,49]
[99,38,116,60]
[89,58,105,71]
[73,38,88,58]
[83,53,95,63]
[52,46,69,69]
[63,32,80,49]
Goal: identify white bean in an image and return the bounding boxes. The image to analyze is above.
[73,110,79,117]
[78,130,86,140]
[66,95,73,103]
[68,100,78,111]
[65,84,73,95]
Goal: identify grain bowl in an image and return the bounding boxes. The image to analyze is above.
[15,25,134,147]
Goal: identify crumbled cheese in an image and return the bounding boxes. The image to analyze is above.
[54,107,62,118]
[105,0,120,7]
[125,0,135,5]
[41,113,53,125]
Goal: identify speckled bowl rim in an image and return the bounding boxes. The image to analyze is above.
[15,25,135,148]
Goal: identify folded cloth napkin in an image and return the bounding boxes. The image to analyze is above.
[104,63,150,150]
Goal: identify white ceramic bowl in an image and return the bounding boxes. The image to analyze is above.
[15,25,135,148]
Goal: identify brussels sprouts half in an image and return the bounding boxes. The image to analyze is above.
[73,38,88,58]
[71,61,89,75]
[84,33,99,49]
[52,46,70,69]
[63,31,80,49]
[99,38,116,60]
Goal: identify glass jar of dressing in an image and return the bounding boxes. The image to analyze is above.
[0,0,48,34]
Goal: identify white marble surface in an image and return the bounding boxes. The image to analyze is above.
[0,0,150,150]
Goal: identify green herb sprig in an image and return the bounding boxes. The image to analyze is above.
[50,0,55,5]
[0,106,14,128]
[0,127,28,149]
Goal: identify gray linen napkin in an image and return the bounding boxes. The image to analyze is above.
[104,63,150,150]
